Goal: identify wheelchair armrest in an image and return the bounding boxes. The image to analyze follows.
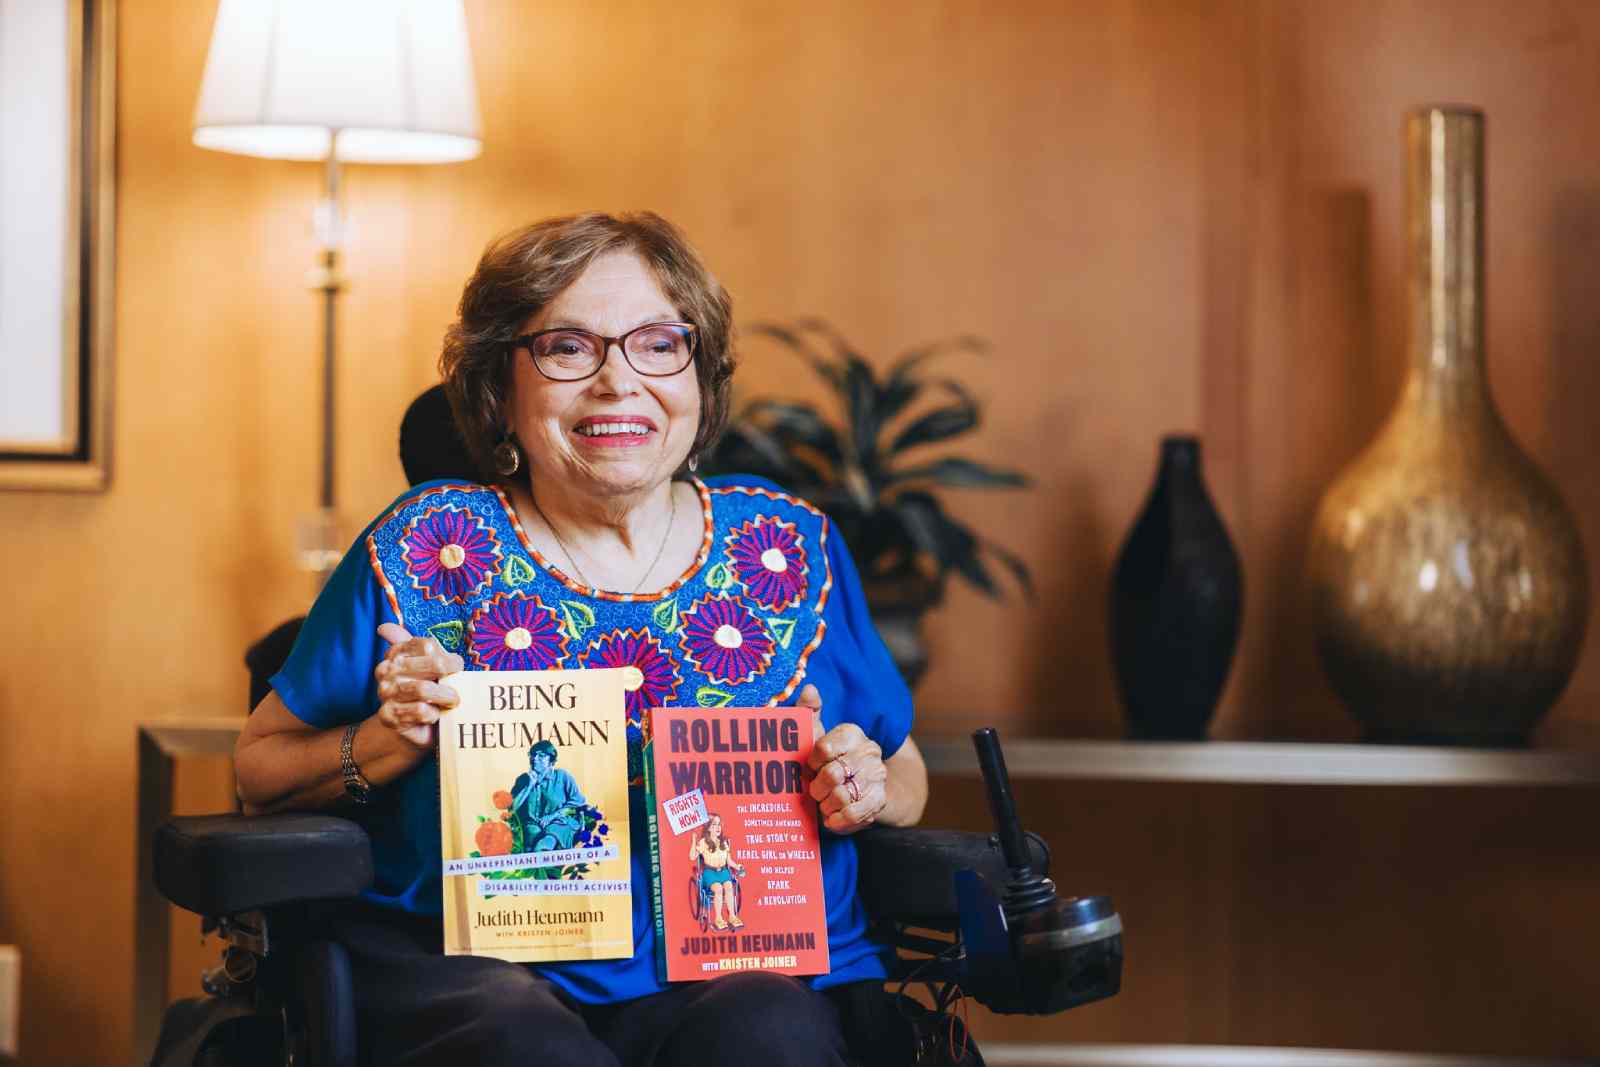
[154,812,374,916]
[855,825,1050,927]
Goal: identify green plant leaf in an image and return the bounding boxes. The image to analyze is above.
[892,492,997,596]
[705,562,735,591]
[710,322,1030,605]
[748,323,843,390]
[844,357,881,473]
[880,335,987,421]
[949,546,997,595]
[695,686,735,708]
[888,335,988,377]
[700,420,811,487]
[726,421,797,471]
[794,317,869,370]
[781,319,883,474]
[877,377,924,428]
[559,600,596,641]
[743,399,843,463]
[892,492,950,561]
[886,384,979,455]
[885,457,1029,489]
[983,539,1035,598]
[853,511,922,582]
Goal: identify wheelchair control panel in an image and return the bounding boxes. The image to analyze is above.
[961,727,1123,1014]
[898,728,1124,1017]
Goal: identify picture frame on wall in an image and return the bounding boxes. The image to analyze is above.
[0,0,114,491]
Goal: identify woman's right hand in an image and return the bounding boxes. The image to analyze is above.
[373,622,463,748]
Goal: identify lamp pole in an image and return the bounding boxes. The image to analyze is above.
[306,148,346,582]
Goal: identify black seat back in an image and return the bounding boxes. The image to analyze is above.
[247,617,307,713]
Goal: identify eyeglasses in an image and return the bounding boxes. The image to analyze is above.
[513,322,699,382]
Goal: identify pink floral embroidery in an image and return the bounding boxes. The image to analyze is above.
[725,516,808,612]
[401,505,501,605]
[677,594,775,685]
[467,592,569,671]
[584,628,684,721]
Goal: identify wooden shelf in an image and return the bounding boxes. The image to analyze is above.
[980,1042,1586,1066]
[139,716,242,756]
[917,737,1600,787]
[138,720,1600,787]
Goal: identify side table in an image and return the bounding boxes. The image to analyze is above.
[134,719,242,1067]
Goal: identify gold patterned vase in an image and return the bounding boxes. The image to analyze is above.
[1306,107,1589,746]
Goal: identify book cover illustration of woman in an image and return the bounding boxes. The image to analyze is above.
[511,739,587,852]
[691,812,748,931]
[472,740,612,890]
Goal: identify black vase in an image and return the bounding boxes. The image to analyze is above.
[1109,437,1243,740]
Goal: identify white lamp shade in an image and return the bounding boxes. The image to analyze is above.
[193,0,482,164]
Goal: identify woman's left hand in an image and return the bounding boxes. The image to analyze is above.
[799,685,887,834]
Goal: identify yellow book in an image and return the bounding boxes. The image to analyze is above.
[438,668,633,961]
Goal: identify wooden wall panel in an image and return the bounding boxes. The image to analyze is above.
[925,777,1600,1055]
[0,1,1595,1062]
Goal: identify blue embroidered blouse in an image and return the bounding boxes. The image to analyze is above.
[271,474,914,1004]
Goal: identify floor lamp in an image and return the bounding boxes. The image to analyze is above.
[192,0,482,584]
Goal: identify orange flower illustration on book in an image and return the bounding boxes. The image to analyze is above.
[474,820,513,857]
[467,740,612,892]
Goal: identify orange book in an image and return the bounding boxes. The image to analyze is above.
[643,706,829,982]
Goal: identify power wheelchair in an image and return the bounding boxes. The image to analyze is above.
[145,387,1124,1066]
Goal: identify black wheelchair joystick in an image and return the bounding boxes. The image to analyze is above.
[973,727,1060,918]
[958,728,1124,1014]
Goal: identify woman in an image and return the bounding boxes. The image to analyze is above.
[691,812,746,931]
[512,740,585,852]
[234,212,928,1067]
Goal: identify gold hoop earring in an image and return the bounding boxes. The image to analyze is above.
[493,434,522,477]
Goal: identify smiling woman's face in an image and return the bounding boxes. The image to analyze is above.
[508,249,701,501]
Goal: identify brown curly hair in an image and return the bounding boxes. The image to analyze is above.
[439,212,736,483]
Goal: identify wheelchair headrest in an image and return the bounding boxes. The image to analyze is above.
[400,383,478,486]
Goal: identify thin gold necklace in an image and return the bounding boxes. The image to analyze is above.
[530,484,679,595]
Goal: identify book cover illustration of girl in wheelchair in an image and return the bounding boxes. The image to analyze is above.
[690,812,747,931]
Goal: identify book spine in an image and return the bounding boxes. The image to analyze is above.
[642,726,668,983]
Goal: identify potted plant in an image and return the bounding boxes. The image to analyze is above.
[701,320,1032,686]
